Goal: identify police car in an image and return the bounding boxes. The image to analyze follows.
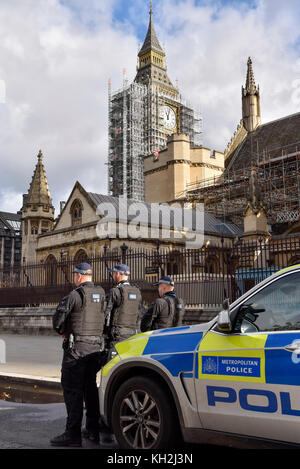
[99,264,300,449]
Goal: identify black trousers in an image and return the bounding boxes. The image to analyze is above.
[61,350,104,437]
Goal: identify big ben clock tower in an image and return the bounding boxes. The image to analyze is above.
[135,1,180,136]
[108,2,202,201]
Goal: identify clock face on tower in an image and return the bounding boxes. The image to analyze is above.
[160,105,176,130]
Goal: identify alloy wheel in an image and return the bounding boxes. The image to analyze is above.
[119,389,161,449]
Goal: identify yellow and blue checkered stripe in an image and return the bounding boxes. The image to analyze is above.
[102,326,202,378]
[102,326,300,386]
[142,327,202,377]
[198,332,267,383]
[198,331,300,386]
[102,331,154,377]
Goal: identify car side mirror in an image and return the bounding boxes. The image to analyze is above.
[217,298,232,332]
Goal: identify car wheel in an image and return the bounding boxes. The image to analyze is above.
[111,375,178,449]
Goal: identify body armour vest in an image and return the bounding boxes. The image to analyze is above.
[161,295,184,328]
[70,284,105,336]
[112,283,141,329]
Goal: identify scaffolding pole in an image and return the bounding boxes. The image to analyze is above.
[107,76,203,200]
[180,148,300,226]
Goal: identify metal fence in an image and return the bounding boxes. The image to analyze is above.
[0,237,300,308]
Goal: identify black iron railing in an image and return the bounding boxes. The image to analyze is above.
[1,237,300,307]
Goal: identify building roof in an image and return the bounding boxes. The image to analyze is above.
[226,112,300,171]
[0,211,21,235]
[88,191,242,237]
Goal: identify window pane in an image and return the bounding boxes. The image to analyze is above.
[236,272,300,332]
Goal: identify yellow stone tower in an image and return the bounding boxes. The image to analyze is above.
[107,1,202,201]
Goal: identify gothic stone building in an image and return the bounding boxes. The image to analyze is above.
[182,57,300,240]
[20,149,241,269]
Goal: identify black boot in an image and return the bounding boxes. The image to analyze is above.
[82,428,100,443]
[50,432,82,447]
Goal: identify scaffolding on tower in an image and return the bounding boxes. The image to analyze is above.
[107,78,147,200]
[176,141,300,228]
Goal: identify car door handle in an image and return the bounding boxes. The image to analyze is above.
[284,342,300,353]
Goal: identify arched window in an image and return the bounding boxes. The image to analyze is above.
[44,254,57,286]
[204,255,220,274]
[31,221,39,235]
[70,199,83,226]
[74,249,88,264]
[165,251,183,276]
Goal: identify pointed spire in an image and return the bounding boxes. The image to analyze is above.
[26,150,53,206]
[242,57,261,132]
[245,57,257,94]
[135,2,177,95]
[138,1,164,56]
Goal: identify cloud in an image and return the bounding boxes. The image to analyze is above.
[0,188,22,214]
[0,0,137,213]
[0,0,300,215]
[156,0,300,149]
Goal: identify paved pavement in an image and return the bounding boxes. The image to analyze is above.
[0,399,119,449]
[0,399,66,449]
[0,334,118,449]
[0,334,62,449]
[0,333,62,379]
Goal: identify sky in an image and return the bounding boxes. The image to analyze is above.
[0,0,300,215]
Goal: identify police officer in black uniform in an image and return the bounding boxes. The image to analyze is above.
[104,264,143,348]
[140,276,184,332]
[50,262,106,447]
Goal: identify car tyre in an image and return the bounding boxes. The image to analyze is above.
[111,375,178,449]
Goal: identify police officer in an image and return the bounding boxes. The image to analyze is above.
[140,276,184,332]
[50,262,106,447]
[104,264,143,347]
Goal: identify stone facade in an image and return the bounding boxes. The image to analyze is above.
[35,181,199,264]
[144,133,224,204]
[0,306,56,335]
[243,206,270,241]
[32,178,239,264]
